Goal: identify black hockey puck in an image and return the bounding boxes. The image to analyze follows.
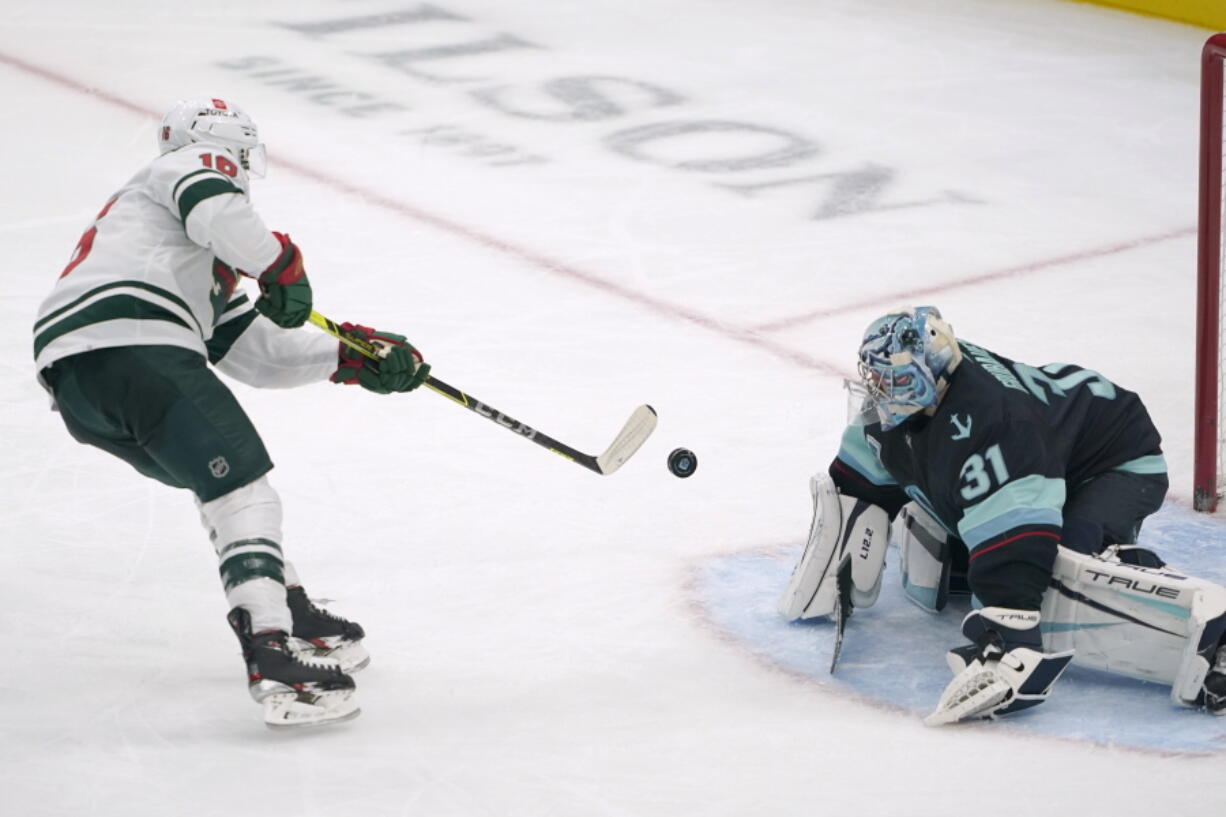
[668,447,697,478]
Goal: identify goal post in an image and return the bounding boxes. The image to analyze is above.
[1194,32,1226,512]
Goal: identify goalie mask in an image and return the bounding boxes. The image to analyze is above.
[158,98,267,177]
[857,306,962,430]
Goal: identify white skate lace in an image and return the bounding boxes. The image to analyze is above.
[286,640,344,671]
[313,603,348,623]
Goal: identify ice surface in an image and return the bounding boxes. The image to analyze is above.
[3,1,1225,815]
[698,502,1226,755]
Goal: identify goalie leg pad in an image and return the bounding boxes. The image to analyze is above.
[1206,647,1226,714]
[778,474,842,620]
[1041,545,1226,710]
[1173,595,1226,709]
[778,473,890,620]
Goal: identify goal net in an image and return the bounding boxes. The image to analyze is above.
[1195,33,1226,512]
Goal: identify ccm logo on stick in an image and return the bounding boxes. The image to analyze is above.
[475,401,537,439]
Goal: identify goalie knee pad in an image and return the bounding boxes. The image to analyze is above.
[1041,545,1226,710]
[778,473,890,621]
[897,502,970,612]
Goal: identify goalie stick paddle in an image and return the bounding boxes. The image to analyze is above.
[830,558,854,674]
[309,311,657,475]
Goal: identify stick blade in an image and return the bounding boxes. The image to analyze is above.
[829,559,853,674]
[595,405,658,475]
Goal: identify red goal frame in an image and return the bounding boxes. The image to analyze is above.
[1194,33,1226,512]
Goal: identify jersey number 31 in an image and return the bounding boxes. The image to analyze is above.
[960,444,1009,501]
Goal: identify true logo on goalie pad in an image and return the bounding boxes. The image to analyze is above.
[1083,569,1183,600]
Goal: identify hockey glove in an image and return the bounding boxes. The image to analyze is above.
[924,607,1073,726]
[330,322,430,394]
[254,232,312,328]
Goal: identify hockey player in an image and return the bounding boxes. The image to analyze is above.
[778,306,1226,724]
[32,98,430,728]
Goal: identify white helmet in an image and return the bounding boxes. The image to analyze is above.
[157,98,267,177]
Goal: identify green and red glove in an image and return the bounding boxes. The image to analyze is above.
[330,322,430,394]
[253,232,312,328]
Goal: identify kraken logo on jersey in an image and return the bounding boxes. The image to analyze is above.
[950,414,972,440]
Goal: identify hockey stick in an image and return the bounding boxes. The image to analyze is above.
[309,311,657,475]
[829,559,854,673]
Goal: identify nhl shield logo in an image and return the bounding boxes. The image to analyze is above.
[208,456,230,479]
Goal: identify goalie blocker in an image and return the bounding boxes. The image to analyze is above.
[777,473,890,621]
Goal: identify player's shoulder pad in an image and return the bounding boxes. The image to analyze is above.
[151,144,250,225]
[153,143,250,198]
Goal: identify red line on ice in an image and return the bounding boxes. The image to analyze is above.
[751,227,1196,334]
[0,50,843,376]
[1,51,1187,382]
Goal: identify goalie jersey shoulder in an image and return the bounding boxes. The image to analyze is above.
[856,342,1161,543]
[951,343,1161,483]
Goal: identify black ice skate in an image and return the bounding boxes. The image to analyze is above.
[1206,645,1226,715]
[286,584,370,673]
[227,606,360,728]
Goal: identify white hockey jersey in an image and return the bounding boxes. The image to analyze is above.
[33,141,336,388]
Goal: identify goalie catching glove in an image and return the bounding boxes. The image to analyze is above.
[924,607,1073,726]
[330,322,430,394]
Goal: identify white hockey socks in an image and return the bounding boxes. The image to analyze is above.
[198,475,291,633]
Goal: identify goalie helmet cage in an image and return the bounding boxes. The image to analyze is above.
[1195,32,1226,512]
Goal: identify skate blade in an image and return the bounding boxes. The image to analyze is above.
[924,673,1010,727]
[291,637,370,674]
[262,689,361,729]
